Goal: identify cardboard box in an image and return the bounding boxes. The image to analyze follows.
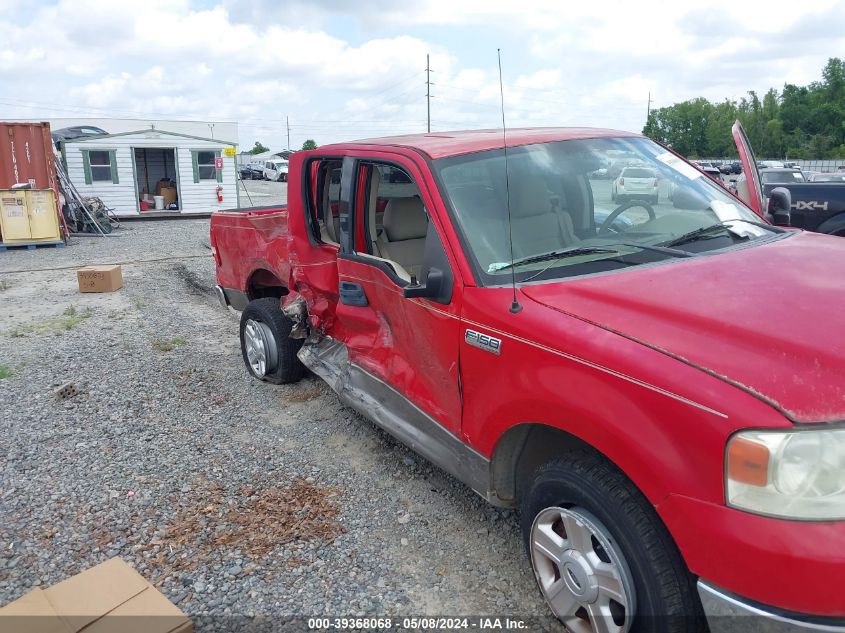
[0,558,192,633]
[77,265,123,293]
[154,180,175,195]
[159,186,177,207]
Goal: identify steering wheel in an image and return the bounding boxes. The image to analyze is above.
[598,200,656,235]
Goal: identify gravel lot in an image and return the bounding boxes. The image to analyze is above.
[238,179,287,208]
[0,221,559,630]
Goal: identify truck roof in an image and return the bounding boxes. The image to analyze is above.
[320,127,639,159]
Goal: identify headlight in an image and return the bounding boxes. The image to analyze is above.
[726,428,845,520]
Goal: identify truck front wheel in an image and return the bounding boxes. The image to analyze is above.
[239,298,305,384]
[520,452,704,633]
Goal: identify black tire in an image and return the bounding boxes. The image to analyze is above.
[239,297,305,384]
[520,451,704,633]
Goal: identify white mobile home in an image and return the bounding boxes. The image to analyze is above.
[62,129,238,216]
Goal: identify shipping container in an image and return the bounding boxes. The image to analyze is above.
[0,122,58,191]
[0,122,63,244]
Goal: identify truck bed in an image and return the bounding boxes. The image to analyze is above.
[210,205,291,305]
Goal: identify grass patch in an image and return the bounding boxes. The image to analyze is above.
[8,306,92,337]
[0,280,9,292]
[0,365,13,379]
[133,298,146,309]
[152,337,187,352]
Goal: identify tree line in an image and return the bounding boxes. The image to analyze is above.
[246,139,318,154]
[643,58,845,159]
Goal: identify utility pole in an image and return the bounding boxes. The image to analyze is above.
[426,54,431,133]
[646,92,652,121]
[286,116,290,151]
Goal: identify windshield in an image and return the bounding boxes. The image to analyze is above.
[811,174,845,182]
[435,136,778,285]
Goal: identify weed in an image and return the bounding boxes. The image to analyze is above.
[133,298,146,310]
[152,337,187,352]
[0,280,9,292]
[8,307,92,337]
[0,365,12,379]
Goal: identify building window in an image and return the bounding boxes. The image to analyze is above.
[82,149,118,185]
[197,151,216,180]
[192,150,221,182]
[89,151,112,181]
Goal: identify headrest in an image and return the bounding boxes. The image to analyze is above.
[383,196,427,241]
[509,173,551,218]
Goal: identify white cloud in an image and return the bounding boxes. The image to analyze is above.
[1,0,843,147]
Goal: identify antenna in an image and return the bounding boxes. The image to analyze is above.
[426,53,431,133]
[498,48,522,314]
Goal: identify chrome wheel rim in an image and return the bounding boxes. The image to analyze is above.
[243,319,278,377]
[530,507,636,633]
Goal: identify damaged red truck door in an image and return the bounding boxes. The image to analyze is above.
[211,128,845,633]
[330,155,464,437]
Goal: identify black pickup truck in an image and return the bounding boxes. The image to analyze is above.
[733,123,845,235]
[762,181,845,235]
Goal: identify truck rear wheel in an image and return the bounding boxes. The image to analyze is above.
[520,451,704,633]
[239,298,305,384]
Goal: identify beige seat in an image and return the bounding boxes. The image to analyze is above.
[376,196,428,281]
[316,166,342,244]
[509,173,579,258]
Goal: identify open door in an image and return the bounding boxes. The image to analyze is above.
[732,120,765,218]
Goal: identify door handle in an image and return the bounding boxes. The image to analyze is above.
[339,281,368,306]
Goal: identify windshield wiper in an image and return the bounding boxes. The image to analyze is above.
[489,242,693,273]
[489,246,622,272]
[659,218,783,248]
[610,241,695,258]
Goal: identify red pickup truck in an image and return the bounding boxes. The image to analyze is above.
[211,127,845,633]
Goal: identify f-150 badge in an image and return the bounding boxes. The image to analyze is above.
[465,329,502,355]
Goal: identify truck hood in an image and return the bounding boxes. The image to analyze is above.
[521,232,845,423]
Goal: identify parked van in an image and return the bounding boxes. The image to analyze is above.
[263,159,289,182]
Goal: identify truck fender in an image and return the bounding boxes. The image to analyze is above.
[815,212,845,236]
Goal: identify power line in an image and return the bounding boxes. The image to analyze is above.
[364,72,426,101]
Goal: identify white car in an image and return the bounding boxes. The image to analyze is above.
[611,166,659,204]
[759,168,805,184]
[263,159,289,182]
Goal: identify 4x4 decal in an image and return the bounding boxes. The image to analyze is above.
[792,200,829,212]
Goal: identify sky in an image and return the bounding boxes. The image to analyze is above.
[1,0,844,150]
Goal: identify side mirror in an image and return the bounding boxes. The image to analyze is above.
[767,187,792,226]
[403,267,444,299]
[671,187,708,210]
